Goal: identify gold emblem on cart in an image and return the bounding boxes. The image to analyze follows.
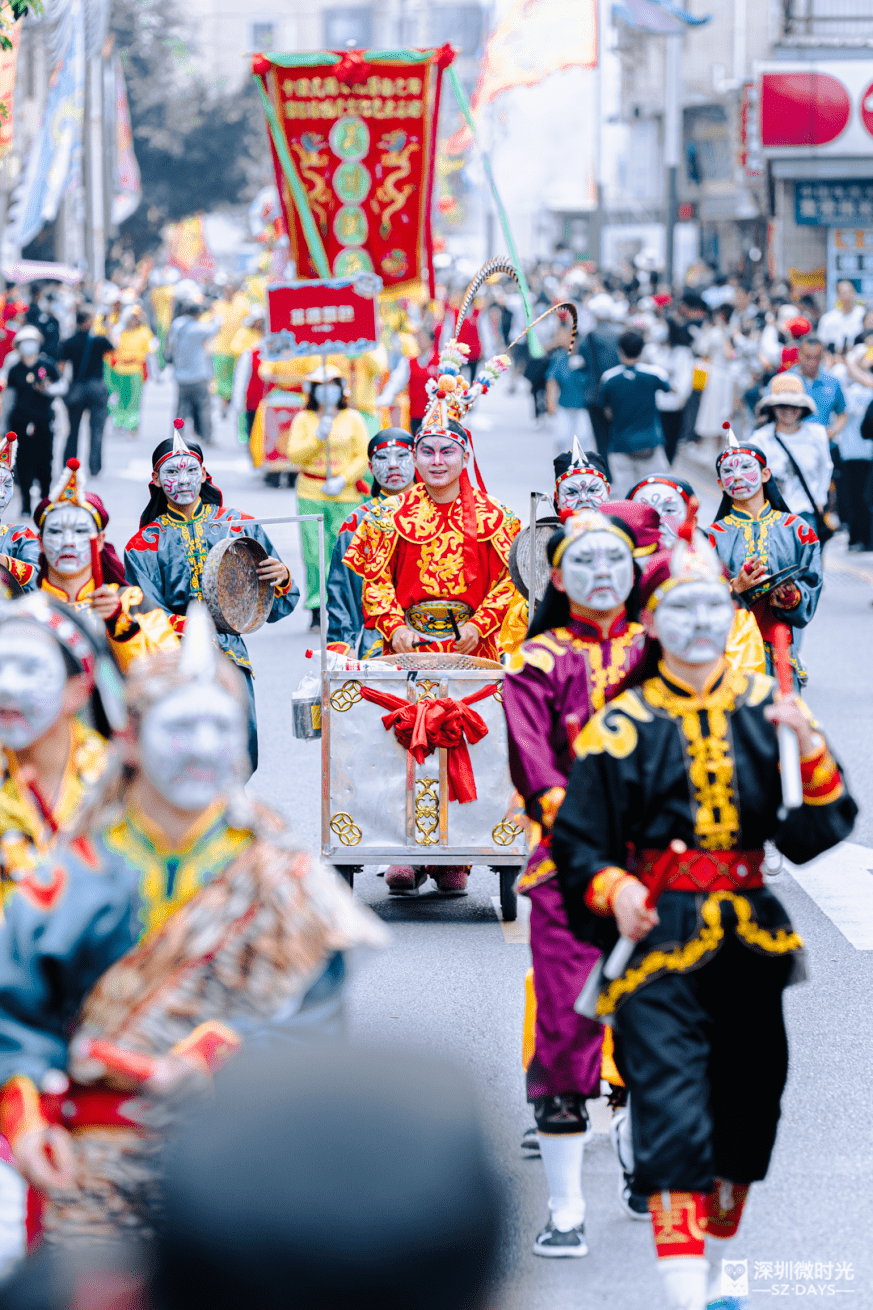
[492,684,503,704]
[492,819,523,846]
[330,680,363,712]
[414,777,440,845]
[415,679,440,701]
[330,812,363,846]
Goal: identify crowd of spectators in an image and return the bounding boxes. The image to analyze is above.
[464,261,873,553]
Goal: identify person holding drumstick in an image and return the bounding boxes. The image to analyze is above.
[34,459,178,671]
[124,422,299,773]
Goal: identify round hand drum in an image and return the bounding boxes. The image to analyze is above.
[202,535,274,635]
[508,516,560,602]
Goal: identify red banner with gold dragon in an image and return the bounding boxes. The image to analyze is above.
[253,48,454,296]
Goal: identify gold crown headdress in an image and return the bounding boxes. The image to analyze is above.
[552,509,635,567]
[38,458,101,529]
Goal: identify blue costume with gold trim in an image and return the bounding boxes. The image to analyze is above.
[0,523,40,590]
[708,503,822,686]
[124,501,299,769]
[326,490,390,656]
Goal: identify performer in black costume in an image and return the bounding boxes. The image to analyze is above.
[551,525,856,1310]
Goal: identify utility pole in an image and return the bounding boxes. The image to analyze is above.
[86,50,105,283]
[663,32,681,289]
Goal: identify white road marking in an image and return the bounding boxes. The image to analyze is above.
[491,894,531,945]
[786,842,873,950]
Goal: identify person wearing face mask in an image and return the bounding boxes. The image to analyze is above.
[709,436,822,689]
[5,327,61,518]
[0,593,120,909]
[0,435,40,589]
[552,445,611,519]
[326,428,415,656]
[630,473,766,679]
[34,460,179,673]
[0,593,121,1271]
[551,530,856,1310]
[285,366,370,630]
[627,474,696,549]
[502,504,660,1255]
[344,337,520,893]
[125,423,299,772]
[0,605,386,1245]
[497,443,613,657]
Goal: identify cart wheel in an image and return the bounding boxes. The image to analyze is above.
[499,867,519,922]
[334,865,361,889]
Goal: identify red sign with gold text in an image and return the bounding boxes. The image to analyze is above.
[254,49,453,294]
[266,279,379,355]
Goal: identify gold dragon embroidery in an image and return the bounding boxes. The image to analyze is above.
[373,131,420,239]
[292,133,331,234]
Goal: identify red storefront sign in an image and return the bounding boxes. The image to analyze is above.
[266,278,380,356]
[757,63,873,155]
[253,48,454,295]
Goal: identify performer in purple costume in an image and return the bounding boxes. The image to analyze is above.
[502,499,660,1258]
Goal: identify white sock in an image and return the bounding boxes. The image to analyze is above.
[658,1256,710,1310]
[537,1131,586,1231]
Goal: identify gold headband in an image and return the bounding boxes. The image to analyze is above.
[552,512,635,568]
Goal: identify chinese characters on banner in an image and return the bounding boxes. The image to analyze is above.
[253,49,454,295]
[266,278,380,356]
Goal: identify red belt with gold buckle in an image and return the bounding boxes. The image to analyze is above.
[636,848,765,893]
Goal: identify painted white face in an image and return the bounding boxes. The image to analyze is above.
[41,506,94,575]
[631,482,687,547]
[560,530,634,611]
[0,468,14,515]
[719,452,763,502]
[370,444,414,491]
[158,454,203,506]
[0,624,67,749]
[140,683,247,811]
[314,381,343,410]
[557,472,609,512]
[18,343,39,365]
[654,580,735,665]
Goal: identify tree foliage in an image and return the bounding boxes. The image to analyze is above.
[111,0,272,259]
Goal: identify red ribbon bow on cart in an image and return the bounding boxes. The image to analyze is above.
[359,684,498,803]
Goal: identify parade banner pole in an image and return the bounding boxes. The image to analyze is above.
[446,65,543,358]
[253,77,332,279]
[527,492,538,634]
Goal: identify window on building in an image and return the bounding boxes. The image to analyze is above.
[783,1,869,40]
[683,106,731,187]
[252,22,275,50]
[324,7,373,49]
[428,7,484,56]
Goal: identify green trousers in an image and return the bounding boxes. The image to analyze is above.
[213,354,235,401]
[297,496,361,610]
[108,370,143,431]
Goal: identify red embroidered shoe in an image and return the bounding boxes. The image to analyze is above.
[431,865,470,894]
[385,866,426,893]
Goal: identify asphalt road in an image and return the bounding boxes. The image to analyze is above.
[46,372,872,1309]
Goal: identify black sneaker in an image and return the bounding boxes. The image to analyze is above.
[533,1218,588,1258]
[617,1174,650,1222]
[521,1126,541,1156]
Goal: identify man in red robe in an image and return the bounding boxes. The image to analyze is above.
[343,418,519,663]
[343,413,519,894]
